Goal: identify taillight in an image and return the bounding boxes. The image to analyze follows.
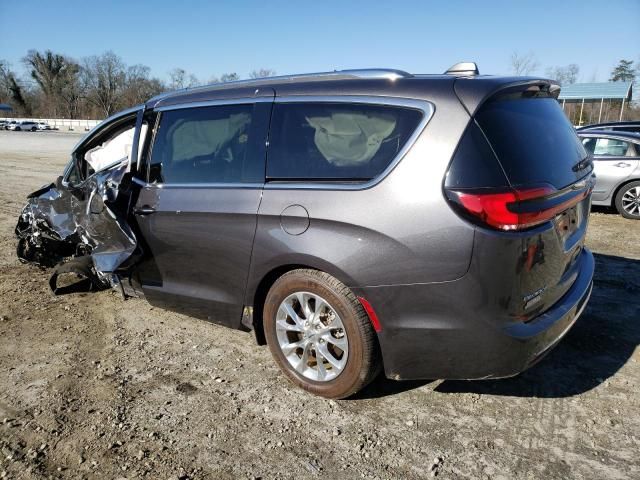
[446,184,590,231]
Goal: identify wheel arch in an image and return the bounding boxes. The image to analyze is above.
[611,177,640,210]
[246,259,358,345]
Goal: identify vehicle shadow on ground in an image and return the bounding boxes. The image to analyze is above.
[353,376,432,400]
[591,205,618,215]
[434,253,640,398]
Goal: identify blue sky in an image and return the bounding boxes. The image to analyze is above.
[1,0,638,83]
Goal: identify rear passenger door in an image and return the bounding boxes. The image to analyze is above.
[247,98,436,293]
[133,98,272,328]
[582,136,640,202]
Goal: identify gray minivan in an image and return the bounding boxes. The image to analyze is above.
[16,65,595,398]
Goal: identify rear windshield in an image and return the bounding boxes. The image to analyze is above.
[476,97,589,189]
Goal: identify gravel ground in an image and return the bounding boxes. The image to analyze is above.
[0,130,638,480]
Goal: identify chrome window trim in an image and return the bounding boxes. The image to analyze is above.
[132,177,262,190]
[144,95,434,191]
[155,96,272,112]
[265,95,435,191]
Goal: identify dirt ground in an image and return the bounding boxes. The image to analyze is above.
[0,130,638,480]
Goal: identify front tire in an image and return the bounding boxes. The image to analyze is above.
[263,269,381,399]
[615,181,640,219]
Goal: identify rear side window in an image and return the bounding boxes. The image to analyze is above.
[445,121,509,189]
[267,102,423,181]
[149,104,256,184]
[476,98,589,189]
[583,137,633,156]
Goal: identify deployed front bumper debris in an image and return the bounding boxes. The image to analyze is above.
[15,160,139,295]
[48,255,102,295]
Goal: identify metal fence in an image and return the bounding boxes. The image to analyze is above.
[0,117,101,131]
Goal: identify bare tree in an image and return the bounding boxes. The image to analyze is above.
[0,60,12,103]
[58,63,82,118]
[0,60,30,115]
[24,50,65,96]
[3,52,291,120]
[8,75,31,116]
[168,68,187,89]
[545,64,580,85]
[208,72,240,84]
[509,52,539,76]
[168,68,199,89]
[23,50,79,117]
[187,74,200,87]
[249,68,276,79]
[220,72,240,82]
[122,64,164,105]
[81,51,126,117]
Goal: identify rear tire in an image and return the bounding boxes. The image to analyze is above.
[263,269,381,399]
[615,181,640,219]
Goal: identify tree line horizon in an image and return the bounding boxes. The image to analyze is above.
[0,49,277,120]
[0,49,637,121]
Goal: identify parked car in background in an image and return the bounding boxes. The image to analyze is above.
[9,121,39,132]
[578,130,640,219]
[4,120,18,130]
[578,121,640,134]
[37,122,53,131]
[15,66,595,398]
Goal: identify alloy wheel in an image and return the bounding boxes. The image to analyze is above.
[275,291,348,382]
[621,186,640,216]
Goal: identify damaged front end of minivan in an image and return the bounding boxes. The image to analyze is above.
[15,107,145,296]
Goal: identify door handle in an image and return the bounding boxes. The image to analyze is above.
[614,162,631,168]
[133,206,156,215]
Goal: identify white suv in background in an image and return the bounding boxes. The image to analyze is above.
[8,121,39,131]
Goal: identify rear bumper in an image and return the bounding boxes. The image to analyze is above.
[354,248,594,380]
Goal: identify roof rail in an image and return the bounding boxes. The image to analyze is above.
[216,68,414,87]
[148,69,414,106]
[186,68,410,91]
[336,69,413,80]
[444,62,479,76]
